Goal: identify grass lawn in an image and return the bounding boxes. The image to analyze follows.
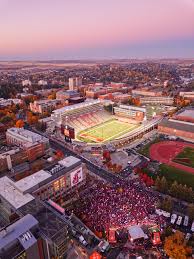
[173,147,194,169]
[77,120,137,143]
[138,138,160,157]
[158,164,194,189]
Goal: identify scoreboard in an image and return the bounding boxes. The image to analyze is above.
[61,125,75,139]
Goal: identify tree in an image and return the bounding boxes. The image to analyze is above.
[155,176,162,191]
[164,231,192,259]
[160,197,173,213]
[169,181,179,197]
[15,119,24,128]
[160,176,168,193]
[48,92,56,100]
[55,150,64,160]
[0,115,12,124]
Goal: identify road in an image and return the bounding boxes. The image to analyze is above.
[50,138,120,184]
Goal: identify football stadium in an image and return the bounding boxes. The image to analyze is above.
[78,119,138,143]
[51,100,146,143]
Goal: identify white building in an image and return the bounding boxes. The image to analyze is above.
[179,91,194,100]
[0,98,23,107]
[22,80,32,87]
[69,77,82,90]
[6,128,49,149]
[38,80,48,86]
[140,96,174,105]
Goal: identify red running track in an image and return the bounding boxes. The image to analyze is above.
[149,141,194,174]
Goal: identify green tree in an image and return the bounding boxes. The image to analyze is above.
[160,176,168,193]
[155,176,161,191]
[169,181,179,198]
[160,197,173,213]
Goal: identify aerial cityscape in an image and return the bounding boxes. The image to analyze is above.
[0,1,194,259]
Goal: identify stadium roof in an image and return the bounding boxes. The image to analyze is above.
[52,99,101,115]
[160,118,194,133]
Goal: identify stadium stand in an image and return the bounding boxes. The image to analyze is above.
[51,100,113,133]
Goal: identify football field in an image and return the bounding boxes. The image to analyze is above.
[78,120,138,143]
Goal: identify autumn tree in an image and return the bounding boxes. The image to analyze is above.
[15,119,24,128]
[48,92,56,100]
[164,231,192,259]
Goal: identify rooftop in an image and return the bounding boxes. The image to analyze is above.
[19,200,69,244]
[128,225,148,240]
[0,214,38,251]
[58,156,81,168]
[7,128,48,144]
[0,177,34,210]
[178,109,194,120]
[14,170,52,194]
[52,99,101,115]
[160,118,194,133]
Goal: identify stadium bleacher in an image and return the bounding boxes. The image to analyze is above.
[57,103,113,132]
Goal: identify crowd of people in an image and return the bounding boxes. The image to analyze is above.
[70,179,165,233]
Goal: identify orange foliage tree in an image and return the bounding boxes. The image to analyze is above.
[15,119,24,128]
[164,231,192,259]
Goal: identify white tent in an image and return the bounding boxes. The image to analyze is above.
[128,225,148,242]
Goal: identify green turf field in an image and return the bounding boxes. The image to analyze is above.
[174,147,194,168]
[78,120,138,143]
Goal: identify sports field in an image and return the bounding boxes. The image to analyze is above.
[78,120,138,143]
[174,147,194,168]
[149,141,194,174]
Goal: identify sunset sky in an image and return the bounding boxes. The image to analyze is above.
[0,0,194,60]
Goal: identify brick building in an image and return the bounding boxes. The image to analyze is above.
[158,108,194,141]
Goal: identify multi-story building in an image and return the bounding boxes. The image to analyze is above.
[132,89,163,97]
[30,99,61,114]
[38,80,47,86]
[114,105,146,124]
[0,98,23,108]
[139,96,174,105]
[158,108,194,141]
[22,80,32,87]
[0,214,43,259]
[86,86,128,99]
[6,128,49,149]
[99,92,131,103]
[56,90,80,101]
[0,147,28,173]
[0,155,102,259]
[69,77,82,90]
[6,128,49,161]
[35,88,58,98]
[179,91,194,101]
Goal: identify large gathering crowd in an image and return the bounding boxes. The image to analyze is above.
[71,180,165,232]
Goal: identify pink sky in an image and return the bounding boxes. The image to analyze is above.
[0,0,194,59]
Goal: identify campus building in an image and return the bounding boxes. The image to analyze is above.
[0,156,86,218]
[114,105,146,124]
[30,99,61,114]
[158,108,194,141]
[139,96,174,105]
